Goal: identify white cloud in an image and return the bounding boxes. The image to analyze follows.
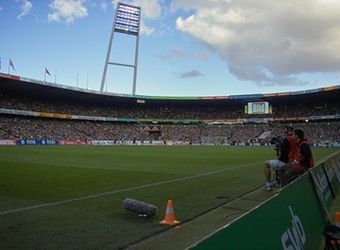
[317,0,340,4]
[17,0,32,19]
[100,1,108,11]
[174,0,340,86]
[112,0,161,18]
[140,21,154,36]
[133,0,161,19]
[48,0,88,23]
[87,0,108,10]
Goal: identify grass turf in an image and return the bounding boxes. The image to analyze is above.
[0,146,338,249]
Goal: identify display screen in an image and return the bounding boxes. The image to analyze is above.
[245,102,271,114]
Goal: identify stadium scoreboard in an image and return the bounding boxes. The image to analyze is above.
[245,101,272,114]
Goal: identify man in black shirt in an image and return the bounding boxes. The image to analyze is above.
[264,126,296,191]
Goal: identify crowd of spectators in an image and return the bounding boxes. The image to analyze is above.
[1,115,339,145]
[1,93,339,120]
[1,90,339,145]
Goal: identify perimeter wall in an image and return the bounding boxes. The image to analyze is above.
[191,151,340,250]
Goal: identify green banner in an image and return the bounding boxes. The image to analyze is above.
[323,158,340,195]
[310,163,334,209]
[191,173,325,250]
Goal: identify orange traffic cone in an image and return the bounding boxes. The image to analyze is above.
[160,199,180,225]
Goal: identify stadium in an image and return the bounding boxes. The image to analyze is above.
[0,72,340,249]
[1,1,340,250]
[0,73,340,147]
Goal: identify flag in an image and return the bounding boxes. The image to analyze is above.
[9,59,15,71]
[45,68,51,76]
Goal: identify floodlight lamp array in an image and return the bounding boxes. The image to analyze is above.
[114,2,141,36]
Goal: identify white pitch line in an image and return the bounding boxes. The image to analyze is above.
[0,161,263,216]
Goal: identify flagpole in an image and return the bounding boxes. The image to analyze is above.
[8,59,15,75]
[44,69,46,82]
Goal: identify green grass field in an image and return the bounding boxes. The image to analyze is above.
[0,146,338,249]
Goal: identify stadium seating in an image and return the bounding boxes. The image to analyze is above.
[0,78,339,145]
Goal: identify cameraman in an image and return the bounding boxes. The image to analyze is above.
[264,126,296,191]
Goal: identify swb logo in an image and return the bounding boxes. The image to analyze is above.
[281,206,306,250]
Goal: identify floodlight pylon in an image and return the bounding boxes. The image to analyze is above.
[101,2,141,95]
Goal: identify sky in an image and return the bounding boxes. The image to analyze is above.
[1,0,340,97]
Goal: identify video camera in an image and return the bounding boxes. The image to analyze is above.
[270,136,282,156]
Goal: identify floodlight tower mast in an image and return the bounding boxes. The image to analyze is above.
[101,2,141,95]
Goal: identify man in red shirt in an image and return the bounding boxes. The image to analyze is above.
[280,128,314,186]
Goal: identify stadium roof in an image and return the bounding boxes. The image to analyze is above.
[0,73,339,107]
